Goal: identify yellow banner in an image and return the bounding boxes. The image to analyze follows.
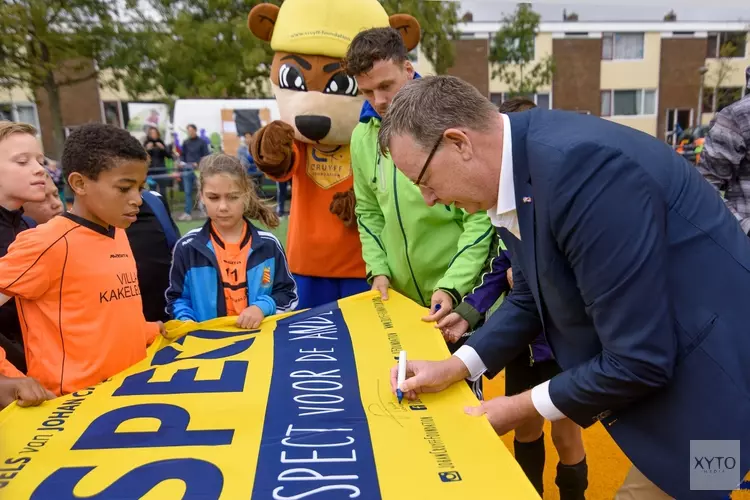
[0,291,538,499]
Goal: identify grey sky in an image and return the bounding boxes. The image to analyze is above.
[459,1,750,22]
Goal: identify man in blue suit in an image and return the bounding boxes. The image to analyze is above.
[379,75,750,499]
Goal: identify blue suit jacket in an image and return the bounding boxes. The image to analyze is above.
[467,109,750,498]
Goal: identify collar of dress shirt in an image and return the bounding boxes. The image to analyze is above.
[487,113,515,227]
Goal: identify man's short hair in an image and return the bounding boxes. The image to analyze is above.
[344,27,408,76]
[378,75,499,154]
[497,97,537,113]
[187,124,197,131]
[62,123,149,180]
[0,121,37,144]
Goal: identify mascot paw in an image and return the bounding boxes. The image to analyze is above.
[250,120,296,178]
[330,188,357,228]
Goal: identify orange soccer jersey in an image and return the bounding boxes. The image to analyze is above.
[277,142,365,279]
[0,213,159,396]
[210,222,251,316]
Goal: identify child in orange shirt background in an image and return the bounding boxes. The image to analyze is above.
[0,123,165,396]
[166,153,298,329]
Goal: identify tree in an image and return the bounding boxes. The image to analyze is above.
[488,3,555,96]
[112,0,281,101]
[664,10,677,21]
[0,0,123,157]
[383,0,461,75]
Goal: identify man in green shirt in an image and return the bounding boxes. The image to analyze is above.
[345,27,493,326]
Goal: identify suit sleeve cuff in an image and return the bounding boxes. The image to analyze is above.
[453,345,487,382]
[531,380,567,421]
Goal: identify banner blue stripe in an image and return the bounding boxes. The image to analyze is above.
[252,303,381,499]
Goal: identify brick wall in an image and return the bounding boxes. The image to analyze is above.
[657,37,708,140]
[35,59,103,158]
[447,39,490,97]
[552,38,602,114]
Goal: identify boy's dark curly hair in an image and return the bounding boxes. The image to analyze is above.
[62,123,149,180]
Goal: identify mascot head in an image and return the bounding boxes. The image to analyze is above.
[248,0,420,146]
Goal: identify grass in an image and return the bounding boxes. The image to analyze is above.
[176,216,289,247]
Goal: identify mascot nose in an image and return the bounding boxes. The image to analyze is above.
[295,115,332,142]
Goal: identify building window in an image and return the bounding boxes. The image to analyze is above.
[716,87,743,112]
[601,89,656,116]
[703,87,744,113]
[0,102,39,129]
[536,93,551,110]
[103,101,124,128]
[492,92,551,110]
[0,104,12,122]
[706,32,747,58]
[602,33,645,60]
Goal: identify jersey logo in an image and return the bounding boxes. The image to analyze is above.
[306,145,351,189]
[110,253,129,259]
[262,267,271,285]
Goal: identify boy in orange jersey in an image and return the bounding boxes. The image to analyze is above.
[0,124,165,396]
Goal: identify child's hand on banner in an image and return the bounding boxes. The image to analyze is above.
[237,305,264,329]
[422,290,453,322]
[436,312,469,343]
[0,376,55,409]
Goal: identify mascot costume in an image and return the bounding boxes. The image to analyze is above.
[247,0,420,309]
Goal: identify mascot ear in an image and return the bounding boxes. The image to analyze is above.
[248,3,280,42]
[389,14,421,51]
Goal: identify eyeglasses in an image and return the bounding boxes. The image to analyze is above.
[414,134,443,186]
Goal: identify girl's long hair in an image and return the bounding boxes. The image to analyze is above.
[198,153,280,229]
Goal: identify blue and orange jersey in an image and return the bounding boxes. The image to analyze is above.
[166,219,298,322]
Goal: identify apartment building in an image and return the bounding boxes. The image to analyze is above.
[413,20,749,140]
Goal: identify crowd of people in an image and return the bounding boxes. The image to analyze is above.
[0,25,748,500]
[142,124,289,221]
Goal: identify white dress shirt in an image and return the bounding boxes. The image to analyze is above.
[453,113,566,422]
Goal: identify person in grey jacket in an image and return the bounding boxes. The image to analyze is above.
[697,66,750,234]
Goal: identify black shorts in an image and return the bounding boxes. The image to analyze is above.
[505,348,562,397]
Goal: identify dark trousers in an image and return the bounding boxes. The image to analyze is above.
[277,181,288,215]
